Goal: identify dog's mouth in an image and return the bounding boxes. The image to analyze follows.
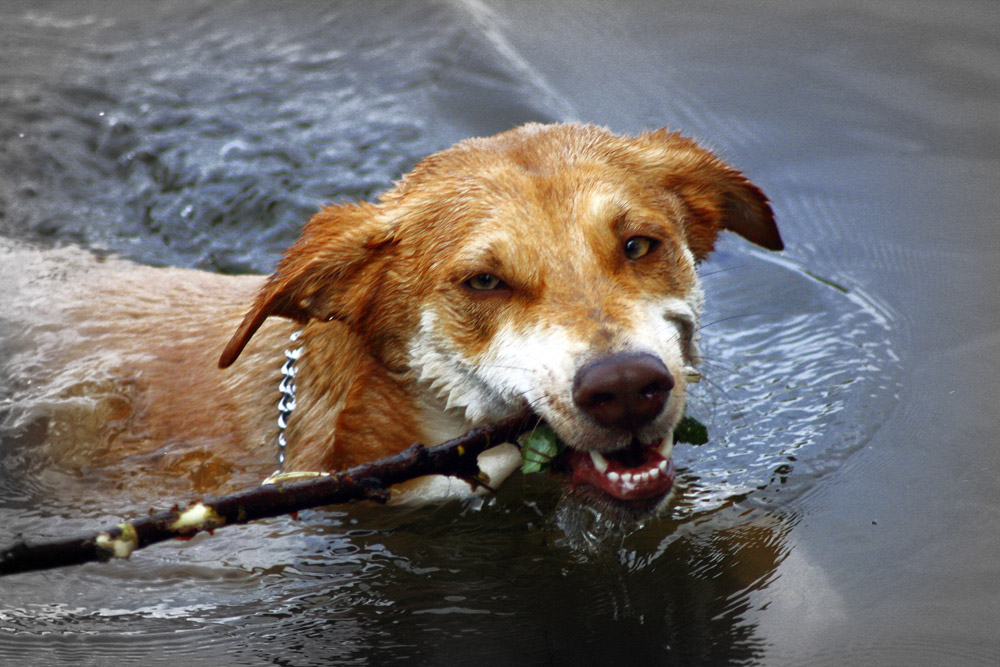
[559,438,674,502]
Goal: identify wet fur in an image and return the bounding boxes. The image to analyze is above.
[6,123,781,503]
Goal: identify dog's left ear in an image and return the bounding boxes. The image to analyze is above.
[219,202,393,368]
[635,128,783,260]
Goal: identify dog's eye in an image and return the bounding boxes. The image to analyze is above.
[623,236,659,260]
[464,273,507,291]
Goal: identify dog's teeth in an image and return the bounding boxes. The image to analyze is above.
[621,472,633,484]
[657,437,673,459]
[649,466,660,479]
[658,459,669,473]
[640,471,650,484]
[607,471,620,483]
[589,451,609,474]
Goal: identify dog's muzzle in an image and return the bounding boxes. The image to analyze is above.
[559,352,677,503]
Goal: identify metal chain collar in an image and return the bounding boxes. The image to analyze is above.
[275,330,303,472]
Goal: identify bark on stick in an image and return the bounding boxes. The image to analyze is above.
[0,409,537,577]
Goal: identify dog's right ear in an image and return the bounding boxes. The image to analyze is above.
[219,202,393,368]
[633,127,783,260]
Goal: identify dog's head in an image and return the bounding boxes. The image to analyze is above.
[220,123,782,515]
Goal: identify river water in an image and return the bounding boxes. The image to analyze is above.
[1,1,997,665]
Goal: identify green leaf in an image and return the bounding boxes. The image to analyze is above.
[674,415,709,445]
[520,423,564,474]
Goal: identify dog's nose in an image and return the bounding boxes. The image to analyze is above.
[572,353,674,430]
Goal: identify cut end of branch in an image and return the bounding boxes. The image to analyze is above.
[170,502,225,535]
[95,523,139,560]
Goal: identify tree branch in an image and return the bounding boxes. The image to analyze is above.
[0,408,538,577]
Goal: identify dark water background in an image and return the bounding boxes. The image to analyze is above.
[1,0,998,664]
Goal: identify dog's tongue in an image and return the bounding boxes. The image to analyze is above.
[565,444,674,501]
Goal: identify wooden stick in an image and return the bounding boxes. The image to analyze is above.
[0,409,537,577]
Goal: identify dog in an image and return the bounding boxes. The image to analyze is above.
[4,123,782,516]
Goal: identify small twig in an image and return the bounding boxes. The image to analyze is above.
[0,408,537,577]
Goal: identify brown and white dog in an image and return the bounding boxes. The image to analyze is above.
[5,123,782,515]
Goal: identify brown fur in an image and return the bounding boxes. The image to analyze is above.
[6,123,781,500]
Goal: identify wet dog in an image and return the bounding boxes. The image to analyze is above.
[5,123,782,515]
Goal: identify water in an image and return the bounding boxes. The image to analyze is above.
[2,0,998,665]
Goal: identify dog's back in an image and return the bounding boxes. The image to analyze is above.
[1,240,290,495]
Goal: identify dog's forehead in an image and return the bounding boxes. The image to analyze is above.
[463,168,686,254]
[381,126,697,277]
[398,157,664,239]
[391,126,648,212]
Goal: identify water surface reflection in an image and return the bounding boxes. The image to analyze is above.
[2,0,997,665]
